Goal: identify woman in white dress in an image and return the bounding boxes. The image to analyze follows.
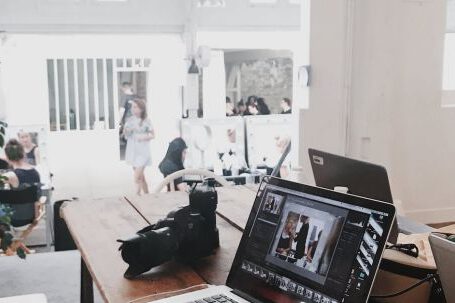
[123,98,155,195]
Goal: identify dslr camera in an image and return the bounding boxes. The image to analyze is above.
[118,178,220,279]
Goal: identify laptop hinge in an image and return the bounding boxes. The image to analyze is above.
[231,289,263,303]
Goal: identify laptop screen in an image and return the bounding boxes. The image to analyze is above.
[227,177,395,303]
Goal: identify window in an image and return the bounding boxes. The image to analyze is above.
[47,58,151,131]
[442,0,455,107]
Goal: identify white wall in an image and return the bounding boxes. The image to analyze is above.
[301,0,351,183]
[348,0,455,223]
[305,0,455,223]
[1,34,185,200]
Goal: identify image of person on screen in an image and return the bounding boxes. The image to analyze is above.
[294,215,310,259]
[307,230,323,263]
[265,196,275,212]
[276,219,296,255]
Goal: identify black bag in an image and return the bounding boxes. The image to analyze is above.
[53,199,77,251]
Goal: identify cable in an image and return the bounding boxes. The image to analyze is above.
[386,243,419,258]
[370,274,436,299]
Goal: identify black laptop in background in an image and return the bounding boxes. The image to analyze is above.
[308,148,399,243]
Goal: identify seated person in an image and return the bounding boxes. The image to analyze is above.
[280,97,292,114]
[226,97,237,117]
[2,139,40,188]
[256,97,271,115]
[18,131,40,166]
[158,138,188,192]
[219,129,247,174]
[2,139,41,226]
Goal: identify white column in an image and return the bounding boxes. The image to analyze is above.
[290,0,311,183]
[185,74,199,118]
[202,50,226,119]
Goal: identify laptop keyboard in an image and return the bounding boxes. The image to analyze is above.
[187,294,239,303]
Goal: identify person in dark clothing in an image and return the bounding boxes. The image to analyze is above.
[158,138,188,191]
[2,139,40,188]
[118,82,137,159]
[2,139,41,227]
[256,97,271,115]
[243,96,257,116]
[119,82,137,126]
[280,97,292,114]
[294,215,310,259]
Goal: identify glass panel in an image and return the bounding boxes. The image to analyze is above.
[67,59,77,130]
[86,59,95,129]
[96,59,105,125]
[46,60,57,131]
[116,58,123,68]
[77,59,87,130]
[107,59,115,129]
[57,59,67,130]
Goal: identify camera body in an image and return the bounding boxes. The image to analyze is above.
[119,178,220,278]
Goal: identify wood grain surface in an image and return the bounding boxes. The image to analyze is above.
[62,196,205,303]
[62,185,260,302]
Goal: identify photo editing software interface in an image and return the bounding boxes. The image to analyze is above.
[229,183,390,303]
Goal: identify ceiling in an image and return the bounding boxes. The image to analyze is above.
[0,0,301,33]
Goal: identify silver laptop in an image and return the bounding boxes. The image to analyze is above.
[429,233,455,303]
[153,177,396,303]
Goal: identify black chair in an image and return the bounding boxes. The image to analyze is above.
[0,184,46,254]
[0,159,9,170]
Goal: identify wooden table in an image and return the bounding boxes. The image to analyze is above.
[62,185,257,303]
[63,184,433,303]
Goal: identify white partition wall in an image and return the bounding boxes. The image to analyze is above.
[1,34,185,200]
[245,115,292,168]
[181,116,245,171]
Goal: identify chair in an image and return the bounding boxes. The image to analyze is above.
[153,168,231,193]
[0,159,9,170]
[0,184,46,255]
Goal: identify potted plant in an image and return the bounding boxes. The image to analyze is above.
[0,120,26,258]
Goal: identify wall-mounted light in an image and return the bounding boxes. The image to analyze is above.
[188,59,200,74]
